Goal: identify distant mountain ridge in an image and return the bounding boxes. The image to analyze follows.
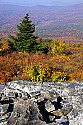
[0,4,83,41]
[0,0,83,6]
[50,0,83,6]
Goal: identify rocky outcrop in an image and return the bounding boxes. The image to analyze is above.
[0,80,83,125]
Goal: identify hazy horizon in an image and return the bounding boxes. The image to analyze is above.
[0,0,83,6]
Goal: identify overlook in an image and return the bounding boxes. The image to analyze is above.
[0,1,83,125]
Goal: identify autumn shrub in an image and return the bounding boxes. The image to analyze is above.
[0,72,7,83]
[0,38,83,83]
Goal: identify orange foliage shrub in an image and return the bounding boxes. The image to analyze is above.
[0,39,83,83]
[0,72,7,83]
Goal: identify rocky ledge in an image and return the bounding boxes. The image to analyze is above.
[0,80,83,125]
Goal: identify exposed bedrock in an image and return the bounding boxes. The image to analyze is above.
[0,81,83,125]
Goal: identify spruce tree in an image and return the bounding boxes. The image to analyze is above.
[8,14,38,53]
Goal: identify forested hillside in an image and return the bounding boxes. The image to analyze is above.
[0,4,83,41]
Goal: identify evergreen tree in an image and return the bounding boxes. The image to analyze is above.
[8,13,49,53]
[8,14,37,53]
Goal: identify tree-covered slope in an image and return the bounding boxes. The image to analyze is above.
[0,4,83,41]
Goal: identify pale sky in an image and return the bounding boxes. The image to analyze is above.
[0,0,83,6]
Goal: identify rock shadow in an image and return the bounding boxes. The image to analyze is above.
[51,96,63,110]
[37,96,63,123]
[37,98,55,123]
[0,98,14,118]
